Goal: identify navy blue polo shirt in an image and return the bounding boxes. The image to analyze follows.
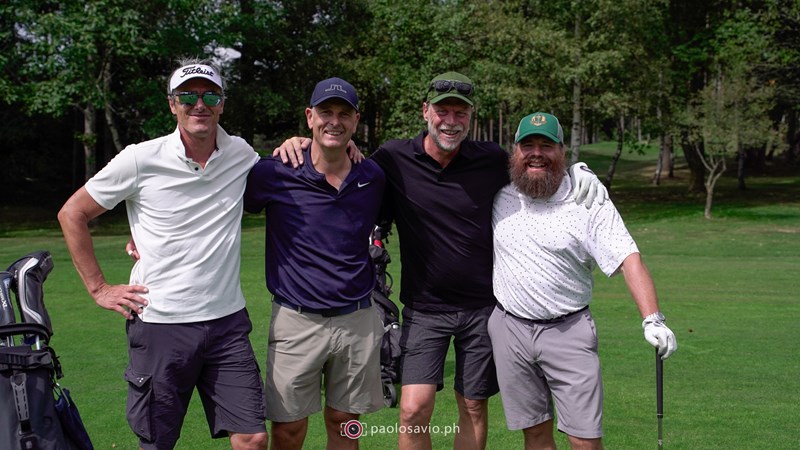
[244,150,385,309]
[370,131,510,312]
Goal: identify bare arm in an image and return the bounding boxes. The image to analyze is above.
[272,137,364,167]
[618,252,660,318]
[58,187,148,319]
[619,252,677,359]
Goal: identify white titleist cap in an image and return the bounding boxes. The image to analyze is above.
[169,64,223,91]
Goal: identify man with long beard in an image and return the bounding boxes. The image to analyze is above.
[489,112,677,450]
[273,74,607,450]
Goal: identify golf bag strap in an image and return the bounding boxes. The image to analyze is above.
[11,372,31,428]
[11,372,41,450]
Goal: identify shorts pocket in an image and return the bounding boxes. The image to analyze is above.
[124,367,153,441]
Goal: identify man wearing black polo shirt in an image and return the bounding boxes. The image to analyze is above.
[274,72,606,450]
[244,77,386,450]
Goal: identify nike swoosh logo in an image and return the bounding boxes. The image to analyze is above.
[358,182,370,188]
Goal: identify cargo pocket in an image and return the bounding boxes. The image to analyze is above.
[124,367,153,441]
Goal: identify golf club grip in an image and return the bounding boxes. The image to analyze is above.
[656,347,664,417]
[0,271,15,326]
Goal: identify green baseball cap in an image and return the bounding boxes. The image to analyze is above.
[425,71,474,106]
[514,112,564,144]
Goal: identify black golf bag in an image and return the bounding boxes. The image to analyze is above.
[0,250,93,450]
[369,227,402,408]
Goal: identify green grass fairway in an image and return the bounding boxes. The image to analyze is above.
[1,143,798,449]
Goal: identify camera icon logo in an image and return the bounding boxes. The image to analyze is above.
[340,420,364,439]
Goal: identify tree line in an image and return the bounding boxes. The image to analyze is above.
[2,0,798,214]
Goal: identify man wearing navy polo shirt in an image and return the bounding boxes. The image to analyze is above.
[244,77,386,450]
[274,72,606,450]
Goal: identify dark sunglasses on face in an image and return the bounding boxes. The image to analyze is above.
[173,91,223,107]
[429,80,474,97]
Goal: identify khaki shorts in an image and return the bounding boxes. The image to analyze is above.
[488,305,603,439]
[265,302,384,422]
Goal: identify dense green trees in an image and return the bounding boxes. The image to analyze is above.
[1,0,797,210]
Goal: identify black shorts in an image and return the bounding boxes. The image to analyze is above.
[125,309,266,449]
[399,304,499,399]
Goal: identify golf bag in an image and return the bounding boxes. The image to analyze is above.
[0,250,93,450]
[369,227,402,408]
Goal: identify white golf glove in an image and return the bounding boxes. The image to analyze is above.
[642,312,677,360]
[568,162,608,209]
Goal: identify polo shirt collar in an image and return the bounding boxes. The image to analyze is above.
[169,125,228,163]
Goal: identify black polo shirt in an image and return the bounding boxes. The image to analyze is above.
[371,131,510,312]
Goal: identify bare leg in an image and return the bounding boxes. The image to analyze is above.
[270,418,308,450]
[324,406,360,450]
[453,391,488,450]
[522,420,556,450]
[398,384,437,450]
[567,435,604,450]
[230,431,269,450]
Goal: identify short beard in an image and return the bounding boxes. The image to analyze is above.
[427,119,466,152]
[509,150,566,199]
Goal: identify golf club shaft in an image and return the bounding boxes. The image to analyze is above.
[656,348,663,449]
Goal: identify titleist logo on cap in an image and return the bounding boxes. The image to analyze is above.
[179,65,215,78]
[169,64,223,91]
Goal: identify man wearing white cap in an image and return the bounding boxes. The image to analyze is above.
[58,58,269,450]
[489,112,677,449]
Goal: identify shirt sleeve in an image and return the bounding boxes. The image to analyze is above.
[586,200,640,277]
[84,145,140,210]
[243,157,274,213]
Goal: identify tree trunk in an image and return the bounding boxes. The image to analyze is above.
[653,106,664,185]
[499,107,503,148]
[238,0,256,145]
[570,14,582,164]
[681,134,706,193]
[666,134,675,178]
[102,62,124,153]
[737,143,746,190]
[605,114,624,190]
[704,183,714,219]
[82,104,97,182]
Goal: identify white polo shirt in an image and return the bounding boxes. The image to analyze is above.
[86,126,260,323]
[492,176,639,320]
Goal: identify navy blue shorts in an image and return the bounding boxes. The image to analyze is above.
[399,305,499,399]
[124,309,266,449]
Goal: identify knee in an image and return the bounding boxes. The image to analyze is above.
[251,432,269,450]
[271,421,305,441]
[461,398,487,414]
[458,397,488,421]
[324,409,357,431]
[399,399,434,425]
[231,431,269,450]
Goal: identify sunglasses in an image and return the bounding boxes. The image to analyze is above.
[173,91,223,107]
[429,80,474,97]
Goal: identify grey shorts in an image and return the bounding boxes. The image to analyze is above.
[265,302,384,422]
[488,305,603,438]
[125,308,266,450]
[399,305,499,399]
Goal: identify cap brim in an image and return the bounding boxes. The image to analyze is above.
[428,93,474,106]
[311,95,359,111]
[515,130,560,144]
